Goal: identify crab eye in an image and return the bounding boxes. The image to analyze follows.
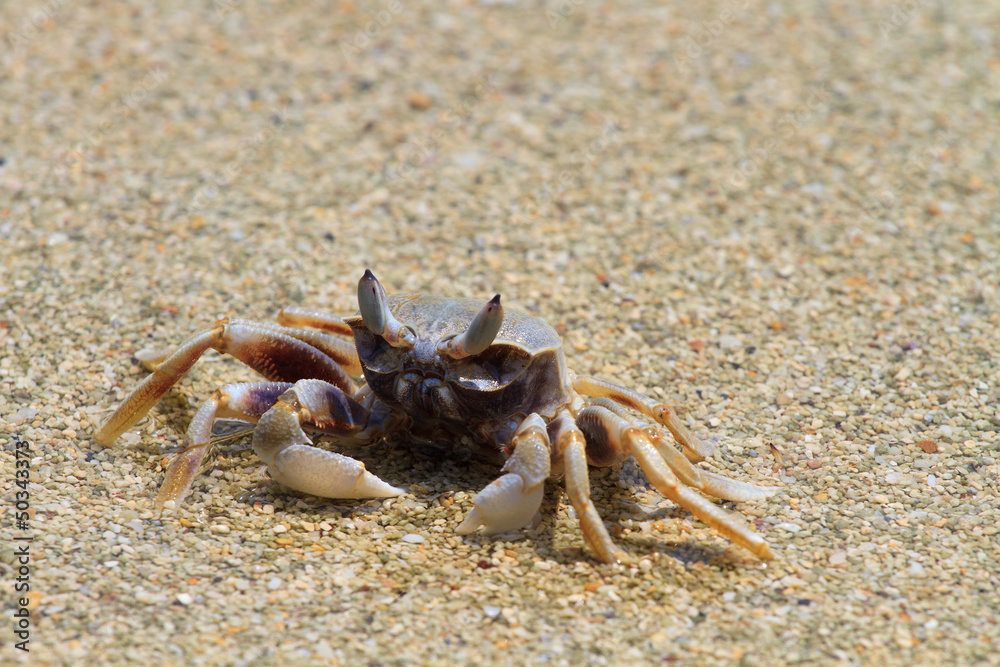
[462,294,503,355]
[358,269,389,335]
[357,269,415,349]
[440,294,503,359]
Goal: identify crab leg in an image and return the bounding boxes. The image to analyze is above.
[155,382,293,508]
[587,398,779,502]
[576,405,773,560]
[273,310,362,375]
[252,379,402,498]
[229,318,363,377]
[95,319,356,445]
[549,412,629,564]
[276,306,354,337]
[643,428,780,502]
[573,375,715,461]
[457,413,551,536]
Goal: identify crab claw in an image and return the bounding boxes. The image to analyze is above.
[456,413,550,536]
[456,474,544,535]
[440,294,503,359]
[253,385,404,499]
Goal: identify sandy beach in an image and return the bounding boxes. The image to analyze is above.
[1,1,998,664]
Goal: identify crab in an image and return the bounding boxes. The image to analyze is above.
[96,270,779,564]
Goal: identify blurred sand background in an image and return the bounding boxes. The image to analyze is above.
[1,1,999,665]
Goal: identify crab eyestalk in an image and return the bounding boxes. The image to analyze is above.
[440,294,503,359]
[358,269,416,349]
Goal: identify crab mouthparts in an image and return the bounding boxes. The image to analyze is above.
[402,365,446,382]
[395,370,459,420]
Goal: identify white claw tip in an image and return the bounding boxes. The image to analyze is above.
[456,508,483,535]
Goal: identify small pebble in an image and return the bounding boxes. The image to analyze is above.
[315,641,335,659]
[718,334,741,350]
[11,407,38,424]
[407,91,432,110]
[482,606,501,619]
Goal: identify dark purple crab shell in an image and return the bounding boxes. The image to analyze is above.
[344,294,573,428]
